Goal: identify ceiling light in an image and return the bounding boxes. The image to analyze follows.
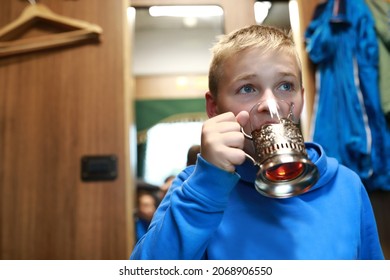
[183,17,198,28]
[254,1,272,24]
[149,5,223,18]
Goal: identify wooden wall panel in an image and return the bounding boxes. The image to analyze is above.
[135,75,208,100]
[292,0,321,139]
[0,0,133,259]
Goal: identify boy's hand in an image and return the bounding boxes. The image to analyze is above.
[201,111,249,173]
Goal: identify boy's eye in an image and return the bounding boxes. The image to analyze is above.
[238,84,256,94]
[278,82,293,91]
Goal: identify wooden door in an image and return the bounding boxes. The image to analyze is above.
[0,0,133,259]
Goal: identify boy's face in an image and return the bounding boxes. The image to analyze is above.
[206,47,304,121]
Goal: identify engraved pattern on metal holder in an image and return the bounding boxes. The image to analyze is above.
[241,100,319,198]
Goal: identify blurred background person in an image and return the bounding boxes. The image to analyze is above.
[160,175,175,199]
[186,144,201,166]
[134,180,160,242]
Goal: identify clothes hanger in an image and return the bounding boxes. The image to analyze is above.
[0,0,103,57]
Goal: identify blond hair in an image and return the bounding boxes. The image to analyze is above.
[208,24,302,97]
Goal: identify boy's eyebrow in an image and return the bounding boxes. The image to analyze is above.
[233,73,258,82]
[277,72,299,79]
[233,72,298,82]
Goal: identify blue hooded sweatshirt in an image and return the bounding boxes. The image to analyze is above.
[130,142,384,260]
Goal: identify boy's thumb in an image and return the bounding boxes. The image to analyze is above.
[236,111,250,127]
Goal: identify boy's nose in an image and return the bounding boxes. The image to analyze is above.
[260,88,276,102]
[256,89,277,112]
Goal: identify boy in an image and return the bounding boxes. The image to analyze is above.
[130,25,384,259]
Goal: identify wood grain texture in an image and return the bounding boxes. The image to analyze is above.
[0,0,133,259]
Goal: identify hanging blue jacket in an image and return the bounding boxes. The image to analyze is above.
[305,0,390,191]
[130,143,384,260]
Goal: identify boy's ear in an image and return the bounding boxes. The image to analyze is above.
[205,91,218,117]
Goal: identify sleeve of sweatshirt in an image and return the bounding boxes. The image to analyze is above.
[130,155,240,260]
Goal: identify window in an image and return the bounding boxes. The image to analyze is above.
[143,121,203,186]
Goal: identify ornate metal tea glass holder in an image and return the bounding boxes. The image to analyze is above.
[241,100,319,198]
